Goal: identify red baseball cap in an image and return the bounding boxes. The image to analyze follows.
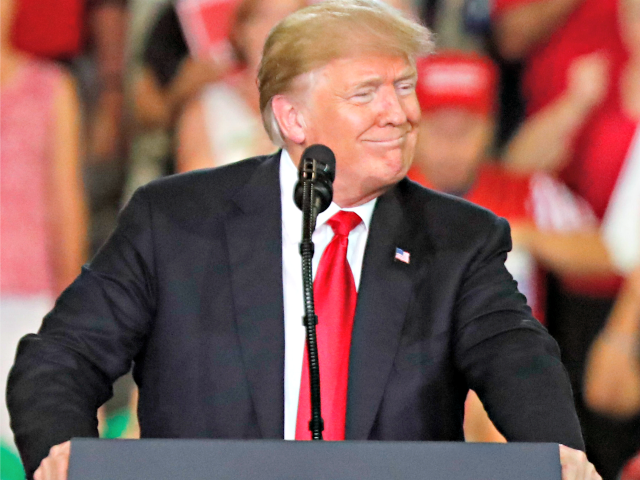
[415,51,498,116]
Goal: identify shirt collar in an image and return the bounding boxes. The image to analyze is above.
[280,149,377,238]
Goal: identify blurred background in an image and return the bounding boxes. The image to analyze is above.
[1,0,639,478]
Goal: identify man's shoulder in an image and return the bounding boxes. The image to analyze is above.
[400,177,501,224]
[396,177,507,249]
[136,153,279,210]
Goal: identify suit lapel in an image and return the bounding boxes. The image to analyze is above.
[346,180,424,439]
[224,152,285,439]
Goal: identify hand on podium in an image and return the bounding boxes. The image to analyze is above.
[34,441,70,480]
[559,445,601,480]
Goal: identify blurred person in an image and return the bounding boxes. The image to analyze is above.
[584,266,640,480]
[408,51,599,444]
[12,0,130,255]
[175,0,305,172]
[500,0,640,473]
[131,1,231,182]
[127,0,236,202]
[417,0,529,152]
[585,267,640,420]
[409,52,599,320]
[581,1,640,463]
[504,51,610,175]
[490,0,626,118]
[502,0,640,273]
[564,0,640,237]
[11,0,128,164]
[418,0,491,51]
[0,0,88,475]
[133,2,228,133]
[489,0,628,174]
[6,3,597,479]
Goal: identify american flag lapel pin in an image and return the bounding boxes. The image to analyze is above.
[395,247,410,264]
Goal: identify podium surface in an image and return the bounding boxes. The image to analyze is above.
[68,439,561,480]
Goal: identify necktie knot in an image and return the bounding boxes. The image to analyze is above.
[327,211,362,237]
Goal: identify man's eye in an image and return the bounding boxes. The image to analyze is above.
[352,91,374,102]
[397,82,416,95]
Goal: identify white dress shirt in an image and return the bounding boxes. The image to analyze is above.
[279,150,376,440]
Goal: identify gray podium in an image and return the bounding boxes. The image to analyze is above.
[68,439,561,480]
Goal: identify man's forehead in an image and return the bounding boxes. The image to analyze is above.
[319,55,417,86]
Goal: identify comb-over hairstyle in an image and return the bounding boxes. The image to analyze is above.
[258,0,434,146]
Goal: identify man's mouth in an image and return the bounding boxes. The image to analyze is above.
[364,136,406,147]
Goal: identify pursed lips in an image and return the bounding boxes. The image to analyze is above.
[362,135,407,147]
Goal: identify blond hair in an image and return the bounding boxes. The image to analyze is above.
[257,0,434,146]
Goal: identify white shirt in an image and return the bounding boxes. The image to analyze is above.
[279,150,376,440]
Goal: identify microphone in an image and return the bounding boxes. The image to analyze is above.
[294,144,336,214]
[294,144,336,440]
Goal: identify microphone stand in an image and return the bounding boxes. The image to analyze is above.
[299,159,324,440]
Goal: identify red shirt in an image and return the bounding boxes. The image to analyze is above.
[559,104,638,297]
[409,163,536,224]
[492,0,626,116]
[568,105,639,220]
[11,0,85,59]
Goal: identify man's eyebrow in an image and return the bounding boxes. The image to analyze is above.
[350,76,384,90]
[349,68,418,90]
[395,68,418,83]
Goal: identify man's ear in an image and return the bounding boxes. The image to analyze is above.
[271,94,307,145]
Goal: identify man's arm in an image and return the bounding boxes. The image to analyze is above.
[493,0,584,60]
[452,216,584,446]
[503,52,609,173]
[7,188,157,478]
[584,267,640,417]
[451,216,602,477]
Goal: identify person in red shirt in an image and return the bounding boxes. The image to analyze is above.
[491,0,626,117]
[493,0,630,221]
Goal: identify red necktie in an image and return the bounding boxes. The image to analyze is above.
[296,211,362,441]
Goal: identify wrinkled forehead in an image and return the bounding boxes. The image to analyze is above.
[310,53,416,86]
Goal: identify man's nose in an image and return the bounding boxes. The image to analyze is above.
[377,86,409,126]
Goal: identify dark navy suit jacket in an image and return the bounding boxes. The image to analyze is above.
[7,152,584,477]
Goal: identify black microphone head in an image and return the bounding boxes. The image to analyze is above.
[301,144,336,182]
[294,144,336,213]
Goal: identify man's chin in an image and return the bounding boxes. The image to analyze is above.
[368,160,412,191]
[369,146,412,168]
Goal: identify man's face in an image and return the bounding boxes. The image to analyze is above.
[414,108,492,194]
[299,55,421,207]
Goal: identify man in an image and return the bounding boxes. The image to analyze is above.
[8,2,597,479]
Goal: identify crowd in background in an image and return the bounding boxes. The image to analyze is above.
[1,0,639,479]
